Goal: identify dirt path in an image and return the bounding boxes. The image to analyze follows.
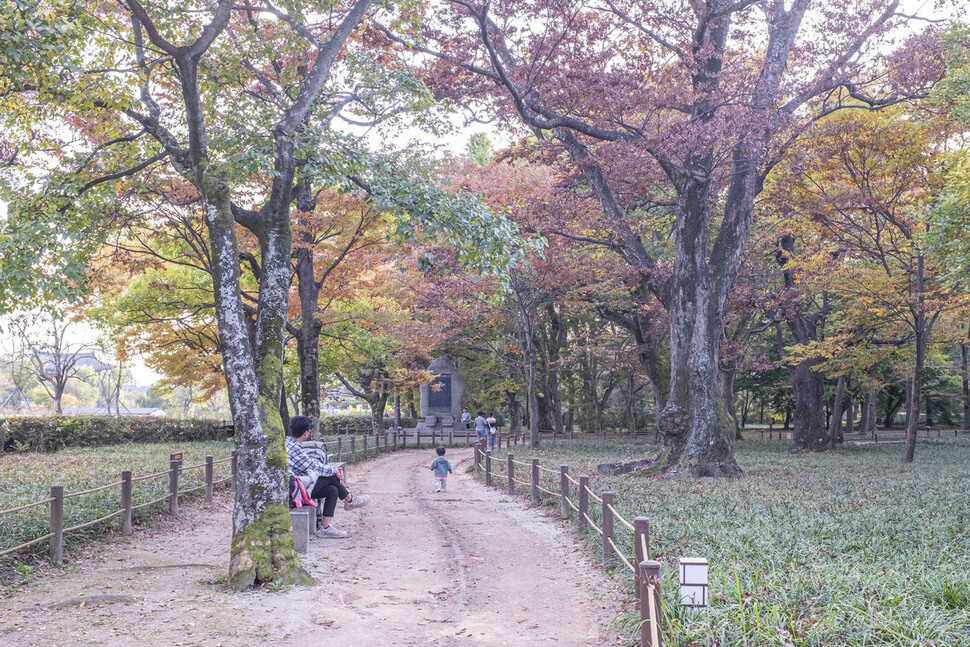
[1,447,626,646]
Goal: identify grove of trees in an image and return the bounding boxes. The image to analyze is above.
[1,0,967,587]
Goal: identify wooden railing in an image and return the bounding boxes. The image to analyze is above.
[475,442,663,647]
[0,452,236,564]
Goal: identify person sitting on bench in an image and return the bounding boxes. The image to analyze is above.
[286,416,370,538]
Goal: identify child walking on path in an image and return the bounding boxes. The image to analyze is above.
[430,447,453,492]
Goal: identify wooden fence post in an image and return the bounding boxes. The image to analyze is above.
[578,475,590,536]
[449,431,454,447]
[485,450,492,487]
[639,560,663,647]
[351,436,356,458]
[50,484,64,565]
[474,441,481,473]
[560,465,570,520]
[531,458,539,503]
[363,434,368,457]
[602,491,615,565]
[337,436,343,460]
[230,450,237,491]
[204,455,214,503]
[121,470,132,536]
[634,517,650,600]
[169,459,180,516]
[507,453,515,495]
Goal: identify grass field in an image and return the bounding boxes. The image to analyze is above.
[0,441,235,573]
[514,436,970,647]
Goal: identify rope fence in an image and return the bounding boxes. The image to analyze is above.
[472,441,663,647]
[62,480,125,499]
[0,450,237,565]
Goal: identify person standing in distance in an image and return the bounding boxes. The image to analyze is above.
[473,410,487,446]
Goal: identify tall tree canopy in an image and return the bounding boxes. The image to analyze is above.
[381,0,945,475]
[0,0,523,587]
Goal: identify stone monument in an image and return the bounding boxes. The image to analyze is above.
[417,357,465,434]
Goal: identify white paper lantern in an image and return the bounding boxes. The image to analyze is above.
[679,557,709,607]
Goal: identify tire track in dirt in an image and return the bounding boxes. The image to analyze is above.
[0,447,625,647]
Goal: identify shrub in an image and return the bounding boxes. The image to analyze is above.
[0,416,229,453]
[319,414,417,435]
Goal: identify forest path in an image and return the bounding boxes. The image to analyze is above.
[1,447,625,647]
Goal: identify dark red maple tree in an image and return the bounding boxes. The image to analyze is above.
[380,0,944,476]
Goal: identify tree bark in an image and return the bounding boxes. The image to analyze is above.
[859,393,871,436]
[369,393,389,435]
[203,187,299,590]
[903,293,929,463]
[719,366,740,439]
[826,375,846,450]
[625,371,637,437]
[962,337,969,432]
[656,173,742,477]
[865,390,878,435]
[776,238,828,451]
[543,303,566,433]
[506,391,522,437]
[293,243,323,438]
[510,268,541,447]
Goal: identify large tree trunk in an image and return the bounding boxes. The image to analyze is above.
[369,393,389,435]
[279,382,290,435]
[903,327,928,463]
[858,393,871,436]
[294,244,323,438]
[510,269,541,447]
[718,367,740,439]
[865,389,878,435]
[204,189,300,590]
[826,375,846,450]
[526,362,540,446]
[789,362,827,451]
[656,177,741,477]
[776,237,829,451]
[625,371,637,437]
[543,303,566,433]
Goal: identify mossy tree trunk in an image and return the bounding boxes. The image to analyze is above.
[120,0,378,588]
[201,180,301,589]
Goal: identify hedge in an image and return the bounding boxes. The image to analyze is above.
[0,416,229,453]
[319,414,418,435]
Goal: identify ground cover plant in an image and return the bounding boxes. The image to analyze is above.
[516,438,970,646]
[0,441,234,575]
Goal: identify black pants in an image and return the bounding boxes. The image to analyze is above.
[310,475,349,518]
